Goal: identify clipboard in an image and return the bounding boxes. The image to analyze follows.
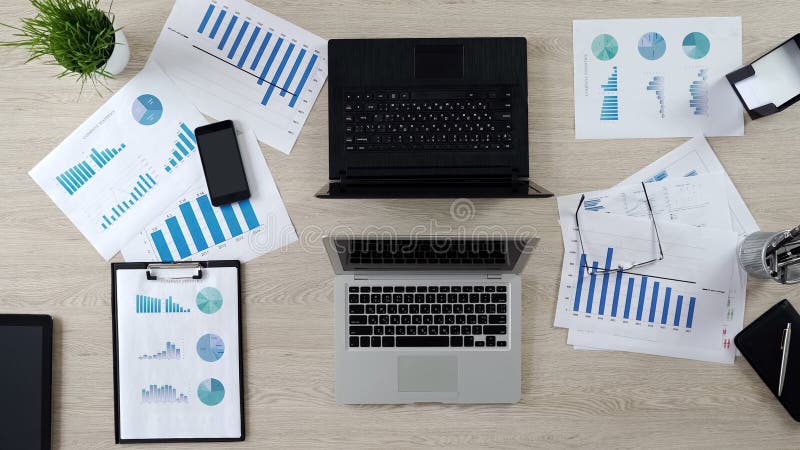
[734,299,800,422]
[111,261,245,443]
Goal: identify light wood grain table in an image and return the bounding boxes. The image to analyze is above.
[1,0,799,448]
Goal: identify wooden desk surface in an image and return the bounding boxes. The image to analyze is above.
[1,0,799,447]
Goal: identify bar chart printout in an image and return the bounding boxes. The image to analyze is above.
[164,123,198,173]
[149,194,261,262]
[139,342,182,360]
[571,248,697,329]
[135,295,192,314]
[56,143,126,195]
[141,385,189,404]
[152,0,329,154]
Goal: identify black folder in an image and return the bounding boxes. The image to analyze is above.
[734,299,800,421]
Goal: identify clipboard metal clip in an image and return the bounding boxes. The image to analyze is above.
[146,263,203,281]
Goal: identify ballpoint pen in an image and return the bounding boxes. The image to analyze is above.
[779,322,792,396]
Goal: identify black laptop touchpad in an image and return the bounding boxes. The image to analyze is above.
[414,44,464,79]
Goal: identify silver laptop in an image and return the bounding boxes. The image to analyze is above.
[324,236,536,404]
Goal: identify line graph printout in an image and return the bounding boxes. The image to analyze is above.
[29,63,207,260]
[151,0,328,154]
[554,209,741,363]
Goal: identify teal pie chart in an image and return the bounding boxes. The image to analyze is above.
[591,34,618,61]
[132,94,163,125]
[638,32,667,60]
[196,287,223,314]
[197,333,225,362]
[197,378,225,406]
[682,32,710,59]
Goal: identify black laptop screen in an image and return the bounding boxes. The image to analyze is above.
[333,238,526,271]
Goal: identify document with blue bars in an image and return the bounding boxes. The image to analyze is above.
[150,0,328,154]
[28,63,208,260]
[121,127,297,263]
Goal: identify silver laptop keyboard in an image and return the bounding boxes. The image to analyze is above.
[347,284,508,349]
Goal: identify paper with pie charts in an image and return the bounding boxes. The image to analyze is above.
[114,266,242,440]
[573,17,743,139]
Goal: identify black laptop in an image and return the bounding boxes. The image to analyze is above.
[316,38,552,198]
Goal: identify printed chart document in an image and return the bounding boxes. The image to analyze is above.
[122,127,297,262]
[554,202,741,363]
[29,64,207,260]
[114,266,242,440]
[557,173,732,230]
[151,0,328,154]
[573,17,743,139]
[620,136,758,236]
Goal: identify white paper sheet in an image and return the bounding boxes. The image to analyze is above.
[573,17,743,139]
[150,0,328,154]
[115,266,242,440]
[558,173,732,230]
[121,126,297,262]
[554,209,740,363]
[29,63,208,260]
[619,136,758,236]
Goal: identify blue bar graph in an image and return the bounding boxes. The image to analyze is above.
[141,384,189,404]
[661,287,672,325]
[221,204,243,237]
[163,123,199,173]
[600,66,619,121]
[573,254,587,312]
[195,2,318,111]
[598,248,613,315]
[147,194,261,261]
[647,75,666,118]
[572,247,699,329]
[227,20,249,59]
[674,295,684,327]
[690,69,709,116]
[198,195,225,244]
[611,269,623,317]
[237,26,261,68]
[648,281,660,323]
[139,341,182,360]
[99,172,156,229]
[289,53,318,107]
[152,230,173,262]
[56,143,126,195]
[636,276,648,321]
[624,278,634,319]
[687,297,696,328]
[586,262,599,314]
[136,295,191,314]
[180,202,209,252]
[197,3,215,33]
[166,216,191,259]
[217,15,238,50]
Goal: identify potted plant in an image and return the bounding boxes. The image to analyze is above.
[1,0,129,91]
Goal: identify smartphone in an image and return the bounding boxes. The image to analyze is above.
[195,120,251,206]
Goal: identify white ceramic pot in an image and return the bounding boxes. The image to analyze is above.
[103,29,129,76]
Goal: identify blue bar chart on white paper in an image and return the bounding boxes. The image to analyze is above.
[151,0,329,154]
[144,194,261,263]
[555,210,739,355]
[164,123,198,173]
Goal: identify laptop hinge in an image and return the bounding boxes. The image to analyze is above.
[487,274,503,280]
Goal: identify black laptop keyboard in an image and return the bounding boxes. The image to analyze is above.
[343,88,513,152]
[347,284,508,349]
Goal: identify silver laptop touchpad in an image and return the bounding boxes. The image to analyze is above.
[397,356,458,392]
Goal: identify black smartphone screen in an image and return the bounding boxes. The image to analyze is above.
[196,120,251,206]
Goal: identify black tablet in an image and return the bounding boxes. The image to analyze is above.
[0,314,53,450]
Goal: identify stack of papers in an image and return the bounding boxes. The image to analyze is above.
[28,0,326,262]
[554,136,759,363]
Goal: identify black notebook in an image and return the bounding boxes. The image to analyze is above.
[734,299,800,421]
